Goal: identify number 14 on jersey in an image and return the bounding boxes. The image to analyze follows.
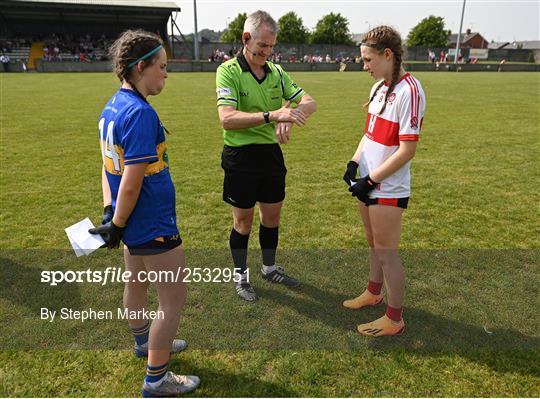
[98,118,121,172]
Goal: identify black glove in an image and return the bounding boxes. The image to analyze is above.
[343,161,359,186]
[102,205,114,225]
[88,220,125,249]
[348,175,378,201]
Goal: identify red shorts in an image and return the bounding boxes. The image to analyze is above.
[362,197,409,209]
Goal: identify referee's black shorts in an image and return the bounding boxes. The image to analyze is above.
[221,144,287,209]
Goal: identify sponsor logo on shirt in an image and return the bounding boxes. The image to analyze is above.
[217,87,232,97]
[410,116,418,129]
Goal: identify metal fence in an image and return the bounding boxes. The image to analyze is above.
[172,42,536,63]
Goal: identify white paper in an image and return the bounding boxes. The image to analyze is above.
[65,217,105,257]
[66,232,86,257]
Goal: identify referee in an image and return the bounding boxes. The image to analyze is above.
[216,10,317,301]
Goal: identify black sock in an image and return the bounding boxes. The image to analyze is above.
[259,224,279,266]
[230,228,250,275]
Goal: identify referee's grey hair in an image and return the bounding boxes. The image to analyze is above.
[244,10,278,37]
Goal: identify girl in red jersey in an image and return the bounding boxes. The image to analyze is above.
[342,26,426,337]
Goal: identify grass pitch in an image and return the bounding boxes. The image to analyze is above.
[0,71,539,397]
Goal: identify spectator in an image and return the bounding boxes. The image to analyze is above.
[79,52,89,62]
[498,58,507,72]
[439,50,446,63]
[0,53,10,72]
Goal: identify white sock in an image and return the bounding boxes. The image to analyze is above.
[146,373,167,389]
[262,264,276,274]
[235,271,249,282]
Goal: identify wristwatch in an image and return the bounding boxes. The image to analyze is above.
[263,111,270,123]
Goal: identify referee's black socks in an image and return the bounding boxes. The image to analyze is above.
[230,228,250,276]
[260,225,279,267]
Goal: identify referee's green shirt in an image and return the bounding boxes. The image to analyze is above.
[216,53,305,147]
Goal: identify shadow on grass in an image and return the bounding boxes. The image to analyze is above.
[256,281,540,377]
[169,357,297,398]
[0,255,82,314]
[1,249,537,379]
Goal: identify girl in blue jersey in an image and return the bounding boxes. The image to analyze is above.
[89,30,199,397]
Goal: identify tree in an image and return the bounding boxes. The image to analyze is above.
[310,13,354,45]
[220,13,247,43]
[277,12,309,44]
[407,16,448,47]
[184,29,224,43]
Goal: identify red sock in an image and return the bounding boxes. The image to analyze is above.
[367,280,383,295]
[386,305,403,322]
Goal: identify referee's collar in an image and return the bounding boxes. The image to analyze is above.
[237,51,271,74]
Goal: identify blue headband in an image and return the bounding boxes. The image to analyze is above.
[128,44,163,69]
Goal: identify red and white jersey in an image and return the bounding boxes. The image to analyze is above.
[359,73,425,198]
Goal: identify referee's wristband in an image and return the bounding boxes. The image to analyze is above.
[263,111,270,123]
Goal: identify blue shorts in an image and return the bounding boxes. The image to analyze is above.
[127,235,182,256]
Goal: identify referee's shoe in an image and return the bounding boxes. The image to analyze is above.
[235,280,258,302]
[261,265,300,287]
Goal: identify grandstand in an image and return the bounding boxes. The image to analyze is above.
[0,0,180,70]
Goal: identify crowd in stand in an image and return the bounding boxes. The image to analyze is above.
[42,33,112,62]
[208,46,244,63]
[1,37,32,53]
[1,37,31,71]
[301,53,357,63]
[3,34,494,67]
[208,48,230,63]
[207,48,359,64]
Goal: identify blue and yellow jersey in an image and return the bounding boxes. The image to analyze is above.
[98,88,178,246]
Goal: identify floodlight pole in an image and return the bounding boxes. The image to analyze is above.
[454,0,466,64]
[193,0,200,61]
[170,13,174,58]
